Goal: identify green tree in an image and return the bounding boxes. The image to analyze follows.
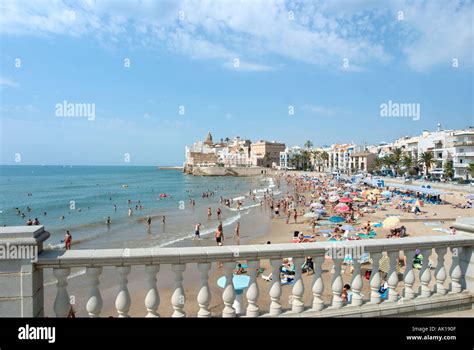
[443,160,454,179]
[304,140,313,150]
[419,152,434,176]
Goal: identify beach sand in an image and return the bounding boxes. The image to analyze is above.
[43,172,474,317]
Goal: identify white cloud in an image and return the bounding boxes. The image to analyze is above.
[301,104,349,116]
[0,77,19,87]
[0,0,472,71]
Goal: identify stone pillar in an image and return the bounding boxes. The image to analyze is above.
[453,217,474,294]
[0,226,50,317]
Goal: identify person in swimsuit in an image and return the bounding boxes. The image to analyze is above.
[233,221,240,243]
[65,230,72,250]
[207,207,212,219]
[193,223,201,240]
[215,222,224,246]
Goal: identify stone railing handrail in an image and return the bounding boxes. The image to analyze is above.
[36,234,474,268]
[2,223,474,318]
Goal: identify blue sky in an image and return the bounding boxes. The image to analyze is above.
[0,0,473,165]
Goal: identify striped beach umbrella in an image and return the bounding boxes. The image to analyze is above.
[383,216,400,229]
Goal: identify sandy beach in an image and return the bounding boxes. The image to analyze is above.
[43,171,474,317]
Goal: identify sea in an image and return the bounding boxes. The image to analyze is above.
[0,165,280,250]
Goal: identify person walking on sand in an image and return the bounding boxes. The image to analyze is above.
[64,230,72,250]
[215,222,224,246]
[193,223,201,240]
[293,208,298,224]
[233,221,240,243]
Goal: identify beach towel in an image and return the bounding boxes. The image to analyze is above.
[424,222,442,226]
[432,228,450,233]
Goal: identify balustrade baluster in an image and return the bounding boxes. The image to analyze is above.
[246,260,260,317]
[86,267,103,317]
[403,250,416,299]
[197,263,212,318]
[434,248,447,295]
[144,265,160,317]
[291,257,305,313]
[269,258,282,315]
[222,261,236,317]
[449,247,462,293]
[419,249,432,297]
[369,252,382,304]
[171,264,186,317]
[53,268,71,317]
[311,256,325,311]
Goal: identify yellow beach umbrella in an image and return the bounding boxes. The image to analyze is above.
[371,189,380,195]
[383,216,400,229]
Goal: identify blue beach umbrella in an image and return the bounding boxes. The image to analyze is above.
[329,216,345,223]
[341,224,355,231]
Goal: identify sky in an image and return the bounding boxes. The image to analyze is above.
[0,0,473,166]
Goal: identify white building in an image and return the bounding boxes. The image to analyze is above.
[452,128,474,179]
[279,146,302,170]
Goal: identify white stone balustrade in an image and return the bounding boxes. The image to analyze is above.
[2,220,474,318]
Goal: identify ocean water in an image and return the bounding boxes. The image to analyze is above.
[0,165,278,249]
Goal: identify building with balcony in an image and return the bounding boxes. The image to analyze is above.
[452,129,474,179]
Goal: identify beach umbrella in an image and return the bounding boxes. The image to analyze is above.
[304,212,318,218]
[350,192,359,195]
[378,255,402,274]
[310,202,323,208]
[466,194,474,200]
[341,224,355,231]
[383,217,400,229]
[329,195,340,203]
[329,216,345,223]
[339,197,353,203]
[353,197,365,202]
[337,205,350,213]
[381,190,391,197]
[371,189,380,195]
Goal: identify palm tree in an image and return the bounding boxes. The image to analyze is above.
[419,151,434,176]
[443,160,454,179]
[392,148,403,174]
[301,150,311,170]
[371,157,383,173]
[312,150,321,171]
[304,140,313,150]
[401,153,415,175]
[291,153,302,170]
